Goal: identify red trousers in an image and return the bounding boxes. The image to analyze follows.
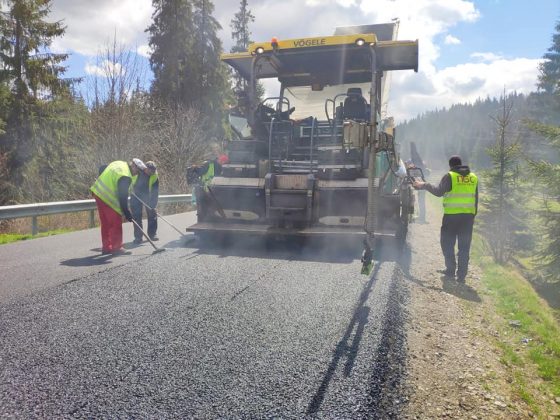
[93,194,123,252]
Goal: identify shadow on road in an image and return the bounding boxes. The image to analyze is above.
[182,233,408,264]
[306,263,382,415]
[183,234,363,263]
[398,240,481,303]
[441,276,481,303]
[60,254,114,267]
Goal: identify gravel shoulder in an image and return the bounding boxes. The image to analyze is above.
[401,205,535,419]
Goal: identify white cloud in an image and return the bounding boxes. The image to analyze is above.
[136,44,152,58]
[444,35,461,45]
[50,0,152,56]
[85,60,123,78]
[389,58,542,121]
[470,52,504,62]
[48,0,543,121]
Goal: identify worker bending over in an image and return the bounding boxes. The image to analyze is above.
[91,159,145,255]
[131,160,159,244]
[413,155,478,283]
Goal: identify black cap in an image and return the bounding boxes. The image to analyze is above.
[449,155,462,167]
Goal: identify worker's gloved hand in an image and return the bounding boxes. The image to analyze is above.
[123,210,133,222]
[413,180,424,190]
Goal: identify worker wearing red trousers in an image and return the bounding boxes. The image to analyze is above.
[91,159,144,254]
[413,155,478,282]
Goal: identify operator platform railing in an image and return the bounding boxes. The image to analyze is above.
[0,194,192,235]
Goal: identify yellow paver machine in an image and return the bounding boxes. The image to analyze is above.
[188,23,418,271]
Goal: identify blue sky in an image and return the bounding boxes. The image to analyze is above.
[48,0,560,122]
[437,0,559,68]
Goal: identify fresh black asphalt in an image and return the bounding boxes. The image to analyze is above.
[0,212,409,418]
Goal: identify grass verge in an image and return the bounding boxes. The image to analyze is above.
[472,235,560,413]
[425,192,559,412]
[0,228,76,245]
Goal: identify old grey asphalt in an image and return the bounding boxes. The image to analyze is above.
[0,212,408,418]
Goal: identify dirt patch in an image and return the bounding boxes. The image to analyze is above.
[401,209,535,419]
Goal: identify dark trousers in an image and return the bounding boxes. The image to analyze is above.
[130,195,157,240]
[440,214,475,278]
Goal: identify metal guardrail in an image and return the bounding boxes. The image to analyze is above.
[0,194,192,235]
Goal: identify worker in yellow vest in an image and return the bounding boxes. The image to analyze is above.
[131,160,159,244]
[187,153,229,208]
[91,159,145,255]
[413,155,478,283]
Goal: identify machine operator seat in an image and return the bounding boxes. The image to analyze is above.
[343,87,368,121]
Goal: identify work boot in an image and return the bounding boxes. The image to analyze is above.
[133,238,143,245]
[456,275,466,283]
[437,268,455,277]
[150,236,159,242]
[111,248,131,256]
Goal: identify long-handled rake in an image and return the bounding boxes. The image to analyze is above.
[131,192,187,238]
[130,219,166,254]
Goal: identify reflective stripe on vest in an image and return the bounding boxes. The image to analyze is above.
[443,171,477,215]
[90,161,131,215]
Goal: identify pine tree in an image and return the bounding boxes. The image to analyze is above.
[227,0,263,123]
[526,121,560,280]
[147,0,196,109]
[0,0,68,203]
[230,0,254,93]
[480,93,526,263]
[526,19,560,281]
[192,0,229,134]
[147,0,228,135]
[538,20,560,94]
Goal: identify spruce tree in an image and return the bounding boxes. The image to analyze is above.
[147,0,196,109]
[0,0,68,203]
[527,18,560,281]
[538,20,560,94]
[480,94,526,263]
[192,0,229,134]
[147,0,228,135]
[230,0,254,93]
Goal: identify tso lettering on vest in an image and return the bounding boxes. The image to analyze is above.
[456,175,476,184]
[293,38,327,48]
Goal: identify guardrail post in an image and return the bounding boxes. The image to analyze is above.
[32,216,38,236]
[89,210,95,228]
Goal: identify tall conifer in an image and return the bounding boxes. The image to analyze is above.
[538,20,560,94]
[230,0,254,94]
[0,0,68,202]
[147,0,196,109]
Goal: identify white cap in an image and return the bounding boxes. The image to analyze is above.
[132,158,147,171]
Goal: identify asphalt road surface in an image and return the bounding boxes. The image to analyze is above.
[0,212,409,418]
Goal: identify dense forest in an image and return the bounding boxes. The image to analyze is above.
[397,92,560,171]
[0,0,256,205]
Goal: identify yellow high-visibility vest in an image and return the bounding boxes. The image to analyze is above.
[443,171,478,215]
[131,173,158,190]
[148,172,158,191]
[200,162,215,190]
[90,161,131,215]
